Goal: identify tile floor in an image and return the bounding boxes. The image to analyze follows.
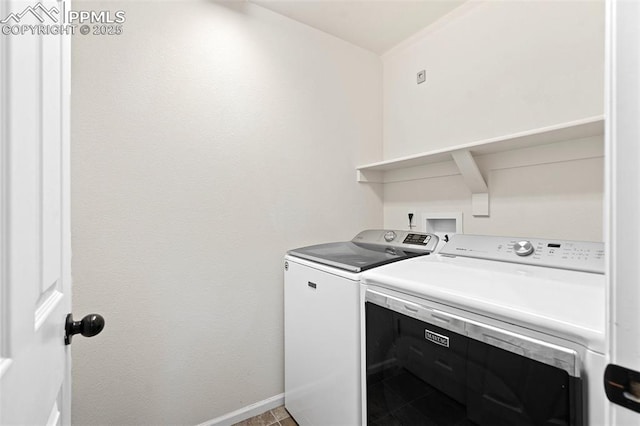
[232,406,298,426]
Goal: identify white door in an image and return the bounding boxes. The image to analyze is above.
[0,0,73,424]
[605,0,640,424]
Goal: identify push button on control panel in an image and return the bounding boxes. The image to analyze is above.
[514,241,535,257]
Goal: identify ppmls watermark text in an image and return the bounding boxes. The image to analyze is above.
[1,3,126,36]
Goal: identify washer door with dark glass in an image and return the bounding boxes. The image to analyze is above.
[287,242,425,273]
[365,301,582,426]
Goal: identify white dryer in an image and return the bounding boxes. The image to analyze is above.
[284,230,439,426]
[360,234,606,426]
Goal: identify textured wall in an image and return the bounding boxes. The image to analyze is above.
[381,1,604,241]
[383,0,604,158]
[383,150,604,241]
[70,1,382,424]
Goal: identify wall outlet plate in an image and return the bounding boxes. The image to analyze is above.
[417,70,426,84]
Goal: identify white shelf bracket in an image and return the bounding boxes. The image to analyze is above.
[451,149,489,217]
[357,169,383,183]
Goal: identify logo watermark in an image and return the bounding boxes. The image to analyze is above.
[1,2,126,36]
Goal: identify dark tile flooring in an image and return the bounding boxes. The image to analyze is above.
[232,406,298,426]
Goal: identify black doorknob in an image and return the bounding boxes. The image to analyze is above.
[64,313,105,345]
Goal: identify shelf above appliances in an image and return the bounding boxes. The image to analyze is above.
[356,115,605,216]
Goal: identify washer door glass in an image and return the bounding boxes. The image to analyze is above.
[365,302,581,426]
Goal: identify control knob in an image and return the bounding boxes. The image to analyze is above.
[514,241,535,257]
[384,231,397,242]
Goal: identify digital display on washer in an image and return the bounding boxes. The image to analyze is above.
[547,243,561,248]
[403,233,431,245]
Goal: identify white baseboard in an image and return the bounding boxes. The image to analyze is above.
[197,393,285,426]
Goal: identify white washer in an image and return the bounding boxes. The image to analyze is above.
[285,230,439,426]
[360,234,606,426]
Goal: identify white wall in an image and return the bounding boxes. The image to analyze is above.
[70,1,382,424]
[384,142,604,241]
[381,0,605,241]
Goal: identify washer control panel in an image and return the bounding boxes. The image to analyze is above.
[352,229,439,253]
[440,234,604,274]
